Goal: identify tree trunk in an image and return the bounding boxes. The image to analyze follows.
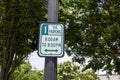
[0,64,12,80]
[1,0,13,80]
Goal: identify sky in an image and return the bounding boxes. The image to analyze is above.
[28,51,72,70]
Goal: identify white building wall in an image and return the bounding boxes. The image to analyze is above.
[98,75,120,80]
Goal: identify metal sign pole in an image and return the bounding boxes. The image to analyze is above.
[44,0,59,80]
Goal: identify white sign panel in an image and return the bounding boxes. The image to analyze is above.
[38,23,64,57]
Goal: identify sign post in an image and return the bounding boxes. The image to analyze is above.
[38,0,64,80]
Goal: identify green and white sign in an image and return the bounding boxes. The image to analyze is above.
[38,23,64,57]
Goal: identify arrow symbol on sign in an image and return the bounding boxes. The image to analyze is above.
[45,49,58,52]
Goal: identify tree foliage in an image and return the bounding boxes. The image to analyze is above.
[12,61,98,80]
[12,61,44,80]
[0,0,47,79]
[59,0,120,74]
[58,61,98,80]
